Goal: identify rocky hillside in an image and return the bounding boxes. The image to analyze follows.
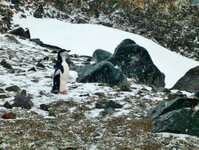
[1,0,198,60]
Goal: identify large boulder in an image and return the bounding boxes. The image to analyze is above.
[108,39,165,88]
[153,109,196,135]
[75,61,130,90]
[172,66,199,92]
[151,97,199,119]
[92,49,113,63]
[9,27,30,39]
[151,96,199,137]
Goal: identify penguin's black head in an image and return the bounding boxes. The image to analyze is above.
[57,49,70,61]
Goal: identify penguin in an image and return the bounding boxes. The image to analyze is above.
[52,49,70,94]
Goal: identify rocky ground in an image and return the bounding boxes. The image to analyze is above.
[0,31,199,149]
[0,0,199,149]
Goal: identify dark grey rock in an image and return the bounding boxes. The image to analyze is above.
[95,99,122,109]
[76,61,130,90]
[28,67,37,72]
[36,62,45,69]
[92,49,113,63]
[11,0,19,5]
[153,109,195,134]
[3,101,13,109]
[33,5,44,18]
[108,39,165,88]
[40,104,49,111]
[6,85,20,93]
[151,97,199,119]
[9,27,30,39]
[0,59,13,69]
[172,66,199,92]
[12,90,34,110]
[30,38,44,45]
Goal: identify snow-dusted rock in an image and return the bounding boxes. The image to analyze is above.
[13,90,34,110]
[110,39,165,88]
[75,61,129,90]
[172,66,199,92]
[9,27,30,39]
[92,49,113,63]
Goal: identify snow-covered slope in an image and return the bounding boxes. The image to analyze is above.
[13,15,199,88]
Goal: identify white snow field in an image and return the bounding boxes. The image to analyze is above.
[13,15,199,88]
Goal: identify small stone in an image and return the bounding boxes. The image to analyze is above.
[3,101,13,109]
[0,59,13,69]
[94,92,105,97]
[13,90,34,110]
[36,62,45,69]
[6,85,20,93]
[40,104,49,111]
[1,112,16,119]
[106,100,123,109]
[92,131,101,137]
[0,94,9,99]
[79,93,89,97]
[48,110,56,117]
[95,99,109,109]
[101,108,115,116]
[28,67,36,72]
[96,99,123,109]
[0,89,5,93]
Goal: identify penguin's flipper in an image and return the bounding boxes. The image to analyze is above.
[54,69,61,76]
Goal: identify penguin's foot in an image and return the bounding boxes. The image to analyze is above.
[60,90,67,95]
[51,90,59,94]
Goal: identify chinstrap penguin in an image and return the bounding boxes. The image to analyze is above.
[52,49,70,94]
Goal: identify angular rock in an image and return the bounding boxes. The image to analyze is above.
[6,85,20,93]
[3,101,13,109]
[36,62,45,69]
[95,99,123,109]
[9,27,30,39]
[12,90,34,110]
[33,5,44,18]
[172,66,199,92]
[151,97,199,119]
[108,39,165,88]
[28,67,37,72]
[40,104,49,111]
[153,108,199,137]
[76,61,130,90]
[92,49,113,63]
[0,59,13,69]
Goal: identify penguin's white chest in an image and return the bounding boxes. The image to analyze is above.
[60,61,69,80]
[59,61,69,92]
